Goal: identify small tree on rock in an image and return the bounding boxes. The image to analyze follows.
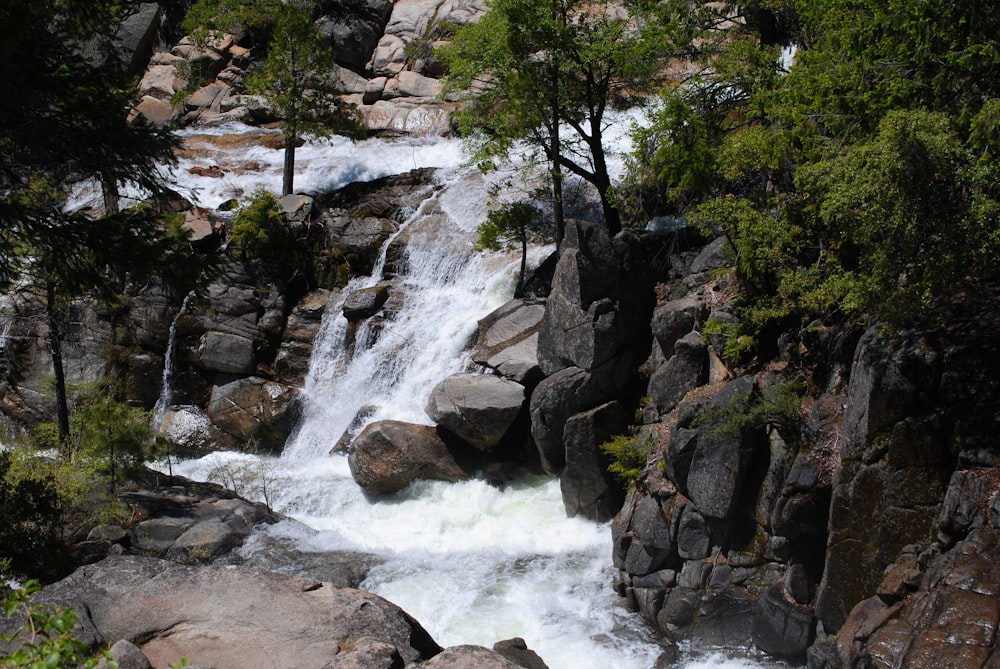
[246,4,359,195]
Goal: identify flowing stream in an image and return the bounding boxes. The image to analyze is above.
[162,121,782,669]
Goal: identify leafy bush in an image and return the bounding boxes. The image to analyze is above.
[1,581,114,668]
[228,188,287,260]
[0,451,68,582]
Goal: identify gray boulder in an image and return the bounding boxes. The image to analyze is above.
[198,331,256,375]
[683,377,765,520]
[647,331,708,414]
[651,297,702,356]
[425,374,525,452]
[528,367,608,474]
[471,299,545,385]
[97,639,153,669]
[343,284,390,322]
[560,401,627,520]
[421,645,524,669]
[348,420,472,493]
[752,586,815,660]
[315,0,395,73]
[19,556,441,668]
[206,376,301,453]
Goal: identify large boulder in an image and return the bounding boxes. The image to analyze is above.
[528,367,609,474]
[10,556,441,669]
[471,299,545,385]
[424,374,525,452]
[538,221,643,376]
[560,401,627,520]
[206,376,301,453]
[421,645,525,669]
[681,377,766,521]
[316,0,395,73]
[647,330,709,415]
[197,331,256,375]
[348,420,473,493]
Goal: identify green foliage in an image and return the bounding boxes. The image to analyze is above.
[228,188,312,280]
[182,0,282,46]
[229,189,286,260]
[440,0,676,236]
[475,201,539,253]
[623,0,1000,347]
[1,581,114,668]
[692,383,802,441]
[703,318,756,365]
[600,432,652,489]
[0,452,68,582]
[244,4,359,194]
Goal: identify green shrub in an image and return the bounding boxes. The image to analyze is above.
[693,383,802,442]
[229,188,287,261]
[600,432,653,489]
[1,581,114,668]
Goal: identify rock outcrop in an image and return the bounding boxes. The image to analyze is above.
[527,219,660,520]
[5,555,442,669]
[131,0,491,133]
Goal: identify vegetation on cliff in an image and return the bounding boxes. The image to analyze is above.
[622,0,1000,350]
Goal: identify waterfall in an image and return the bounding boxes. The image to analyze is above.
[152,291,193,429]
[163,122,784,669]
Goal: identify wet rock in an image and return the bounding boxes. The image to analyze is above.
[752,586,815,660]
[343,284,390,322]
[157,405,237,453]
[528,366,607,474]
[348,420,472,493]
[275,290,333,386]
[425,374,526,452]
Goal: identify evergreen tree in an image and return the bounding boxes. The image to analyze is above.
[441,0,678,241]
[185,1,359,195]
[247,4,357,196]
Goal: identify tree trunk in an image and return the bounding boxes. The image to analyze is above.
[588,119,620,235]
[45,281,71,456]
[101,169,120,216]
[549,64,565,247]
[516,228,528,297]
[282,133,296,196]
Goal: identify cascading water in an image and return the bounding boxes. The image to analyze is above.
[163,121,784,669]
[152,291,194,429]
